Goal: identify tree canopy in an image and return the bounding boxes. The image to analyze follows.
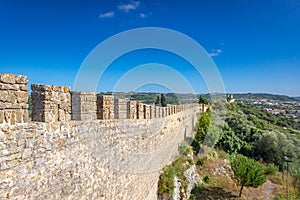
[231,154,266,197]
[199,95,209,104]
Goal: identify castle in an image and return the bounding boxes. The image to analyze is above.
[0,73,206,199]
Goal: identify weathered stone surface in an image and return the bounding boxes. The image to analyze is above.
[0,74,17,84]
[137,102,144,119]
[16,75,28,84]
[0,74,28,125]
[0,111,3,124]
[97,94,114,120]
[127,100,137,119]
[31,84,71,122]
[71,92,97,121]
[114,98,128,119]
[0,104,200,199]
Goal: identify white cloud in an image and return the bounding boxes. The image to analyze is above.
[139,13,147,18]
[209,49,222,57]
[99,11,114,18]
[118,1,140,12]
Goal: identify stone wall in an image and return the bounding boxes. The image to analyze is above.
[0,73,202,200]
[0,108,200,200]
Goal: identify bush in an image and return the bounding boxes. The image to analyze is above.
[158,156,190,195]
[178,144,190,155]
[264,164,279,175]
[189,183,203,200]
[196,159,204,167]
[203,176,210,183]
[187,157,194,165]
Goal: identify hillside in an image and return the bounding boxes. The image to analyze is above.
[233,93,299,102]
[294,97,300,101]
[114,92,300,104]
[158,100,300,200]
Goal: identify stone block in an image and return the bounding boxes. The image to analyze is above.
[16,75,28,84]
[0,110,3,123]
[0,73,16,84]
[22,148,32,159]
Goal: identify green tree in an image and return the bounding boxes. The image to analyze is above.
[193,112,211,153]
[255,131,296,169]
[161,94,167,107]
[155,95,160,106]
[199,95,208,104]
[231,154,266,197]
[217,124,243,154]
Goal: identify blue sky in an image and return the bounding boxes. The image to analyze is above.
[0,0,299,96]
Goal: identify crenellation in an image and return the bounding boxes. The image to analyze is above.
[149,105,155,119]
[71,92,97,121]
[114,98,129,119]
[143,104,150,119]
[31,84,71,123]
[127,100,137,119]
[0,74,29,125]
[97,94,114,120]
[137,102,144,119]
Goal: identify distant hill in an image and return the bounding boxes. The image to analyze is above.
[108,92,299,103]
[232,93,299,102]
[294,96,300,101]
[113,92,198,104]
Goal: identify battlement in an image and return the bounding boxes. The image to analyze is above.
[0,73,204,199]
[0,73,199,125]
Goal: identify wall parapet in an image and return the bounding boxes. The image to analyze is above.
[1,73,203,123]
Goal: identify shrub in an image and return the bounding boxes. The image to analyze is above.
[178,144,190,155]
[264,164,279,175]
[196,159,204,167]
[203,176,210,183]
[158,156,189,195]
[187,157,194,165]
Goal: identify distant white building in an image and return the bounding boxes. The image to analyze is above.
[227,94,235,103]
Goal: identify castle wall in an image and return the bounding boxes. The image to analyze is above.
[0,73,201,200]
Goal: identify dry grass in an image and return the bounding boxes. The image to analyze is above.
[193,151,286,200]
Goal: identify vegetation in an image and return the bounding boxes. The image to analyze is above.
[192,112,211,153]
[160,94,167,107]
[155,95,160,105]
[198,95,209,104]
[158,144,193,198]
[158,156,187,195]
[158,98,300,199]
[231,154,266,197]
